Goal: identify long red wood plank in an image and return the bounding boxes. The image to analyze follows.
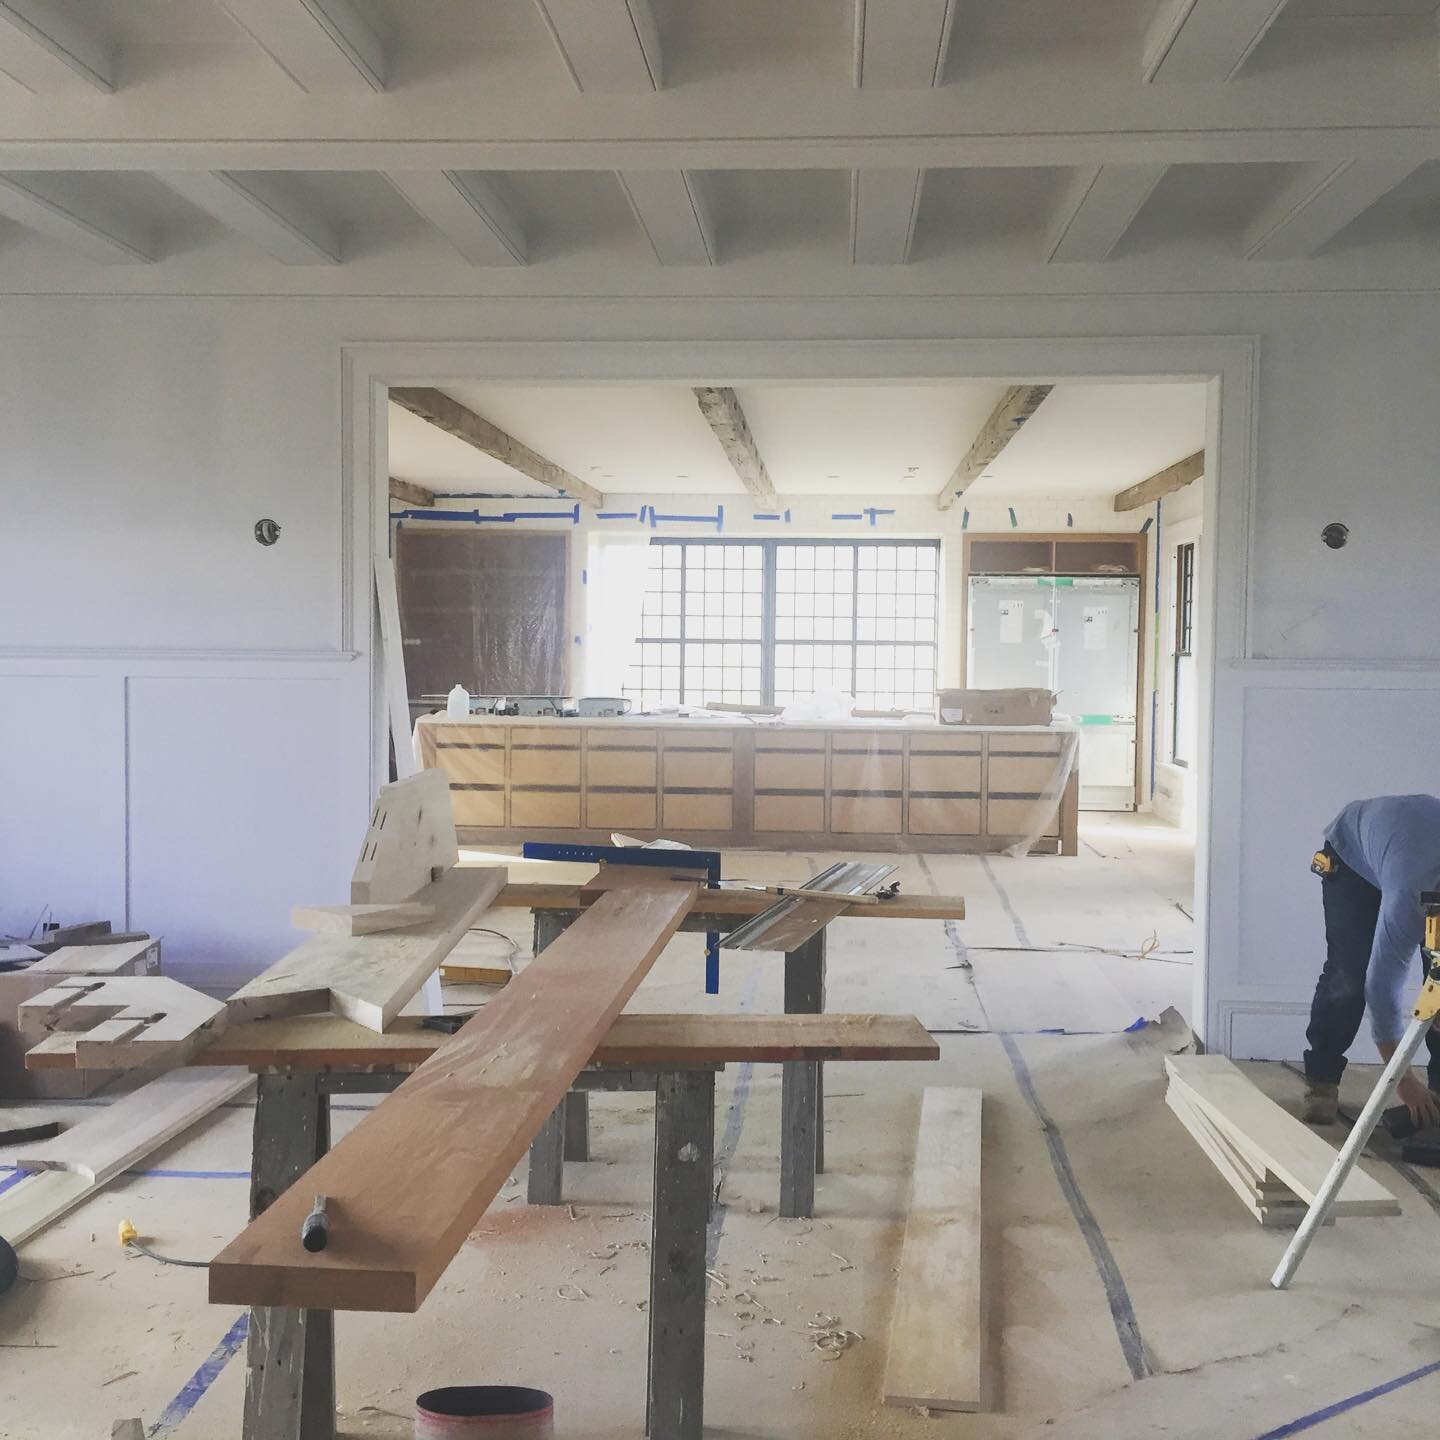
[208,878,696,1313]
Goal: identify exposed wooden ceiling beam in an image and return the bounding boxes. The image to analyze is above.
[385,172,527,266]
[1114,450,1204,512]
[850,168,924,265]
[389,476,435,509]
[1243,159,1415,261]
[0,175,155,262]
[853,0,957,88]
[693,387,780,509]
[0,1,113,92]
[534,0,662,92]
[618,171,715,266]
[389,387,604,508]
[214,0,386,92]
[935,385,1052,511]
[1142,0,1288,83]
[1046,164,1168,263]
[159,171,341,264]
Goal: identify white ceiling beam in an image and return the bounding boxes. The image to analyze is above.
[389,388,604,507]
[534,0,662,92]
[0,174,154,262]
[1046,164,1169,262]
[694,388,780,508]
[214,0,385,92]
[1143,0,1290,83]
[0,1,113,92]
[385,172,527,266]
[1114,451,1204,511]
[617,171,714,265]
[853,0,957,88]
[850,169,923,265]
[1243,158,1417,261]
[159,171,341,264]
[936,386,1052,511]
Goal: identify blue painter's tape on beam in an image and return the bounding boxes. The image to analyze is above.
[753,512,783,521]
[649,506,724,530]
[506,504,581,524]
[1139,516,1154,533]
[831,512,863,521]
[1008,507,1018,527]
[581,568,588,585]
[864,507,897,526]
[962,509,970,529]
[394,508,510,523]
[597,511,639,520]
[1067,513,1074,527]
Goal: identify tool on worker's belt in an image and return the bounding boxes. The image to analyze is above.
[1311,847,1337,877]
[301,1195,330,1253]
[1273,891,1440,1287]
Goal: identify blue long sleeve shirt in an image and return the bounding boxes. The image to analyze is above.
[1325,794,1440,1046]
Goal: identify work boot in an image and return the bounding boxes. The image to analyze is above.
[1302,1080,1339,1125]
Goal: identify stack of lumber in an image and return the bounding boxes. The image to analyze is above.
[1164,1055,1399,1226]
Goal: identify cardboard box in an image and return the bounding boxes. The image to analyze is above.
[937,688,1055,727]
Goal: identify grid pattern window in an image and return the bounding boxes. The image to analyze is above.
[625,538,940,711]
[627,541,765,708]
[1172,541,1196,767]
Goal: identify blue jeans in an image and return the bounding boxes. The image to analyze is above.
[1303,846,1440,1089]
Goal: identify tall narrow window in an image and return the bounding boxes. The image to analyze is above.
[1172,541,1196,767]
[627,538,940,711]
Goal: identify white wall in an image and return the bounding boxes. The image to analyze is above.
[3,292,1438,1057]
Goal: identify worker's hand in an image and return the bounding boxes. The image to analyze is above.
[1396,1073,1440,1130]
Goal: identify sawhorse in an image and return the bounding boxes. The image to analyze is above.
[243,1061,719,1440]
[525,906,826,1218]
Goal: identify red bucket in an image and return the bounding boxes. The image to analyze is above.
[415,1386,554,1439]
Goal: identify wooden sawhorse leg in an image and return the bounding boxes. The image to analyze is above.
[780,930,825,1217]
[243,1074,334,1440]
[527,910,590,1204]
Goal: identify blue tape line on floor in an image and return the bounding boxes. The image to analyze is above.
[0,1169,30,1196]
[146,1311,249,1438]
[0,1163,249,1181]
[999,1033,1153,1381]
[1253,1356,1440,1439]
[979,855,1033,947]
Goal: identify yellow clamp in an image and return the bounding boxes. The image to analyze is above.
[117,1218,138,1248]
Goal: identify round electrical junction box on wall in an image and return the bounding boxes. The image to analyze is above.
[254,518,281,546]
[1321,523,1348,550]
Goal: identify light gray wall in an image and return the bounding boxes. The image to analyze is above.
[2,292,1437,1051]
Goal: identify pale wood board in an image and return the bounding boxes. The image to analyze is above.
[1165,1056,1399,1216]
[228,865,507,1032]
[208,879,698,1312]
[17,1067,253,1183]
[350,768,457,904]
[28,1010,938,1072]
[291,902,435,937]
[883,1087,984,1412]
[18,975,227,1069]
[0,1068,251,1244]
[27,938,161,977]
[375,554,417,781]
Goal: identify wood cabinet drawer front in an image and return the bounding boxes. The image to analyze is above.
[754,794,825,832]
[830,752,901,790]
[664,750,733,788]
[512,748,580,787]
[662,793,733,830]
[908,755,982,793]
[585,792,657,830]
[586,749,656,787]
[450,788,506,827]
[509,790,581,828]
[435,747,508,787]
[988,756,1060,794]
[831,795,902,833]
[987,797,1059,838]
[909,732,983,755]
[908,796,981,836]
[756,730,827,752]
[754,752,825,789]
[586,729,656,749]
[509,727,581,748]
[987,734,1062,756]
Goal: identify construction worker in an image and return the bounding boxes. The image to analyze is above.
[1303,794,1440,1126]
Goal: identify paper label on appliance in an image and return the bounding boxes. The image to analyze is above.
[998,600,1025,644]
[1083,605,1109,650]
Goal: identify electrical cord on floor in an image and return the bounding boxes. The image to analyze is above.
[465,926,519,960]
[118,1219,209,1269]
